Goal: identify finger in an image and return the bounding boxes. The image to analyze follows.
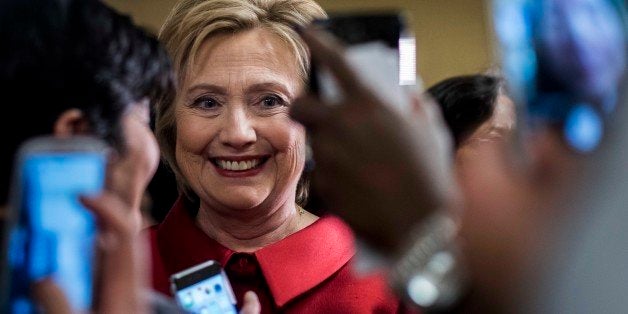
[80,192,133,236]
[31,278,72,314]
[412,93,444,126]
[309,129,354,169]
[299,27,368,96]
[290,94,334,129]
[239,291,261,314]
[422,95,448,129]
[410,92,427,118]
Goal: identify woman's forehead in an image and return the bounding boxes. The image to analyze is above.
[184,28,301,92]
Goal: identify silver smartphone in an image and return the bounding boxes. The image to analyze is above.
[5,136,108,313]
[170,260,238,314]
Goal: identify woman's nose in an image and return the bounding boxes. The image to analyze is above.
[219,108,257,150]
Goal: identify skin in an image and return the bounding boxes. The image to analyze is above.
[105,99,160,232]
[174,27,317,252]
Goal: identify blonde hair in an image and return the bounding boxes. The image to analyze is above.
[156,0,326,205]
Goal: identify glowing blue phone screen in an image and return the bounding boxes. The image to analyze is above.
[175,273,237,314]
[8,152,105,313]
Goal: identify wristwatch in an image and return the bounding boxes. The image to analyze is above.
[388,213,469,312]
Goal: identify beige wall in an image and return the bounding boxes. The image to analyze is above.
[105,0,494,87]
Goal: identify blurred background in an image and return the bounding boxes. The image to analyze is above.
[104,0,494,87]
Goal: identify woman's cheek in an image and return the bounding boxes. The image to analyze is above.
[176,113,214,154]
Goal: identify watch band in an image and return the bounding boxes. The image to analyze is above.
[388,213,468,311]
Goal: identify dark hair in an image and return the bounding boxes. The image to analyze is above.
[427,74,503,148]
[0,0,174,205]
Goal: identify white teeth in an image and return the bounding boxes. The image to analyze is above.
[216,158,261,171]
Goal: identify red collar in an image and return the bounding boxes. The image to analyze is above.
[155,197,356,307]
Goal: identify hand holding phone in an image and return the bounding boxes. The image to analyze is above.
[309,12,419,114]
[171,260,238,314]
[5,136,108,312]
[292,27,456,255]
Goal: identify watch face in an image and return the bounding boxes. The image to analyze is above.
[407,274,439,307]
[493,0,627,153]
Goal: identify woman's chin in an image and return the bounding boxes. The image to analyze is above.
[210,192,269,213]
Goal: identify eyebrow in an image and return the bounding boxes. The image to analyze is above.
[186,83,227,95]
[246,82,295,99]
[187,81,295,98]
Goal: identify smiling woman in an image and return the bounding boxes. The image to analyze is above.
[175,28,306,219]
[148,0,406,313]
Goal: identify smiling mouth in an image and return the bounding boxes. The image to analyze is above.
[211,156,269,172]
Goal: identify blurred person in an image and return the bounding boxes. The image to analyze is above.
[291,27,459,309]
[427,74,517,218]
[150,0,406,312]
[0,0,177,312]
[427,74,516,152]
[0,0,172,232]
[291,0,626,311]
[464,0,628,311]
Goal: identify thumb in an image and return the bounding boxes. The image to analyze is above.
[239,291,261,314]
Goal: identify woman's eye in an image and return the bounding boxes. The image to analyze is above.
[192,96,219,109]
[260,95,286,108]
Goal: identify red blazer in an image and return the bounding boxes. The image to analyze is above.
[148,197,410,313]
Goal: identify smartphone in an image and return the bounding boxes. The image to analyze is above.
[492,0,627,153]
[170,260,238,314]
[4,136,108,313]
[309,12,419,113]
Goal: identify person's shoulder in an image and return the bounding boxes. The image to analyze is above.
[309,262,407,313]
[315,214,353,232]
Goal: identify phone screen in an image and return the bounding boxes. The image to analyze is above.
[172,261,237,314]
[7,143,106,312]
[310,12,418,113]
[492,0,627,153]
